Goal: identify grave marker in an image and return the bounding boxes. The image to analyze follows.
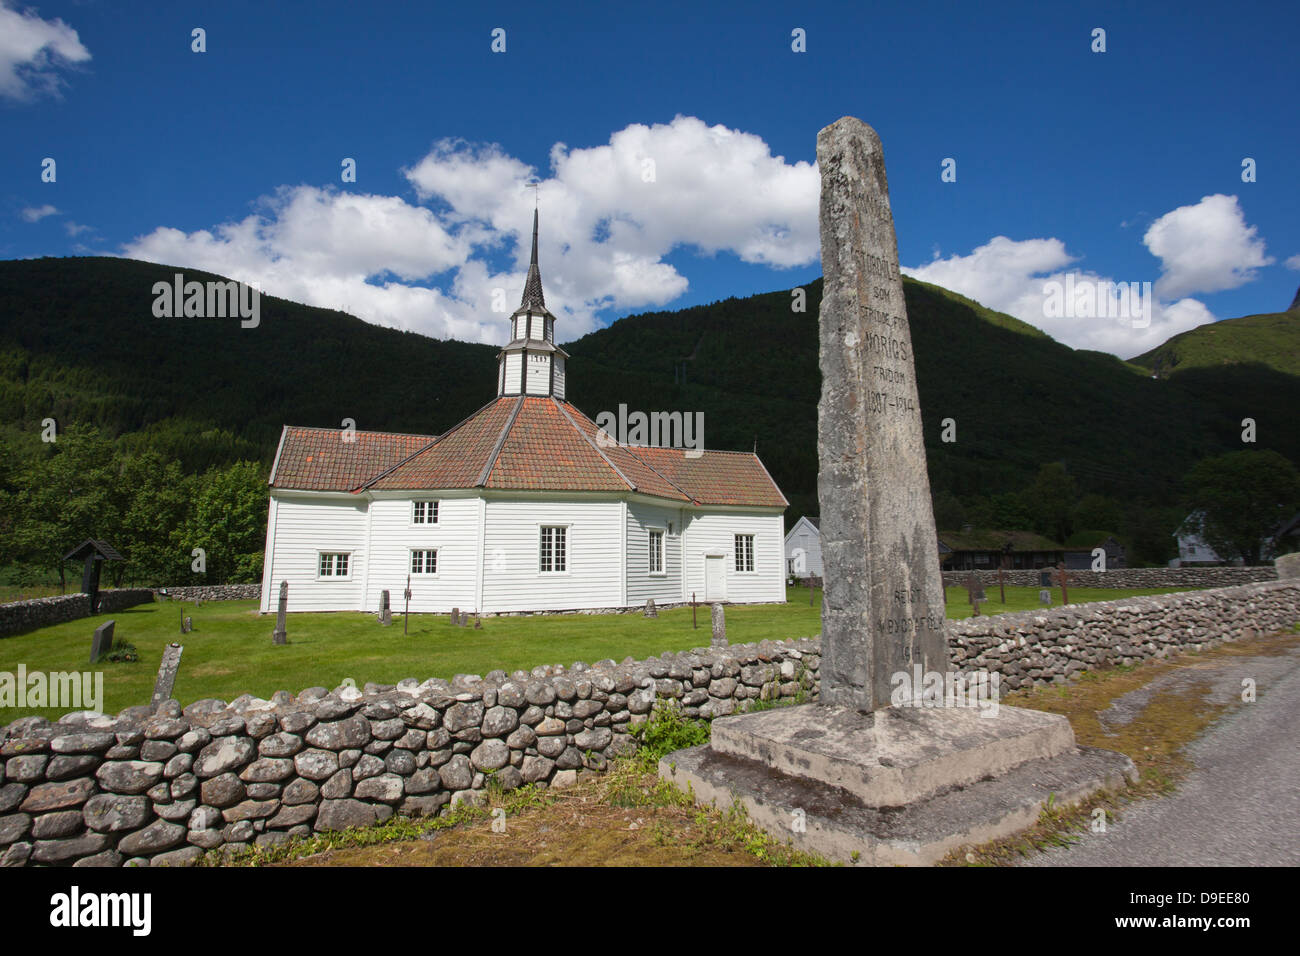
[644,598,658,618]
[379,590,392,626]
[90,620,115,664]
[149,642,183,713]
[272,580,288,645]
[710,603,726,647]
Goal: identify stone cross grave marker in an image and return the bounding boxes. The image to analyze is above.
[379,590,392,626]
[149,642,184,713]
[272,580,288,645]
[90,619,115,663]
[817,116,948,710]
[710,603,726,647]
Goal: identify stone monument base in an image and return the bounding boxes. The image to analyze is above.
[659,704,1136,866]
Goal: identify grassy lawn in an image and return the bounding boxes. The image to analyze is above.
[0,583,1198,723]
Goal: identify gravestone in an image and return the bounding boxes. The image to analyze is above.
[379,590,392,626]
[451,608,460,626]
[1039,589,1052,605]
[643,598,658,618]
[710,603,726,647]
[272,580,288,645]
[182,616,193,634]
[658,117,1136,867]
[149,642,184,714]
[90,620,115,664]
[459,612,469,628]
[815,117,947,710]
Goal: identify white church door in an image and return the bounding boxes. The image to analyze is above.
[704,554,726,601]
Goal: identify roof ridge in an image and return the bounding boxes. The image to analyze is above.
[477,396,525,487]
[356,397,506,492]
[614,437,700,506]
[285,424,439,439]
[552,398,639,493]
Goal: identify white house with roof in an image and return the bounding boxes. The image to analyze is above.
[259,212,788,615]
[783,516,823,578]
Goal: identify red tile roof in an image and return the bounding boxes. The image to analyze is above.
[271,397,786,508]
[628,444,789,508]
[270,426,436,491]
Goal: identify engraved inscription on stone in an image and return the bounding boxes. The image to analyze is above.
[816,116,949,712]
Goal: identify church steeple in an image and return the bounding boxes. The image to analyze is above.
[497,208,569,400]
[520,208,545,310]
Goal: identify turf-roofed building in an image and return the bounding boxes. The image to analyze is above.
[259,213,788,615]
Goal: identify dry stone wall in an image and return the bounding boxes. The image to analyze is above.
[156,585,261,602]
[941,566,1277,589]
[1,579,1296,867]
[0,590,155,640]
[0,639,820,867]
[948,580,1299,690]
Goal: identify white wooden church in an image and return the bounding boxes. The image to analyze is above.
[258,212,788,615]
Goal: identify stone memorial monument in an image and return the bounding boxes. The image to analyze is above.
[660,117,1135,865]
[379,590,392,626]
[644,598,658,618]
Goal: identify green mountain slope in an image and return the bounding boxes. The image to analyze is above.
[1130,308,1300,379]
[2,257,1297,546]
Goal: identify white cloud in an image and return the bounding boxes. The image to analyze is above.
[1285,254,1300,271]
[904,236,1213,357]
[0,1,90,101]
[904,196,1275,357]
[20,204,58,222]
[63,220,93,237]
[1143,194,1273,298]
[123,116,820,344]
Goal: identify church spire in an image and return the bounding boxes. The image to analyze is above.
[497,206,568,400]
[520,207,545,309]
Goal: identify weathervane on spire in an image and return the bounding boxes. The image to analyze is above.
[525,178,540,209]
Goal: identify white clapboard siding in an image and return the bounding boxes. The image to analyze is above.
[364,495,480,613]
[525,353,551,395]
[683,512,786,604]
[481,498,623,611]
[262,495,370,611]
[626,500,684,605]
[553,356,566,400]
[502,352,522,393]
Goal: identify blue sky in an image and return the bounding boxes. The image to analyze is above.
[2,0,1296,358]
